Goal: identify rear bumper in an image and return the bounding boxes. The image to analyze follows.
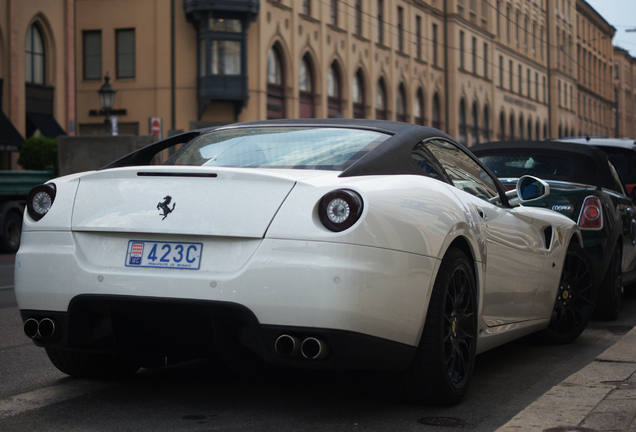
[20,297,416,371]
[16,230,438,370]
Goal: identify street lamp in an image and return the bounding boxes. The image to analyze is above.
[98,72,116,135]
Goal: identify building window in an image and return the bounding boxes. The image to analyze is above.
[299,55,315,118]
[396,83,407,122]
[460,31,465,70]
[355,0,362,35]
[414,88,425,125]
[499,56,504,87]
[330,0,338,26]
[397,6,404,53]
[116,28,135,79]
[432,24,439,66]
[527,117,532,139]
[432,93,442,130]
[327,63,342,118]
[518,64,522,94]
[509,60,513,91]
[535,72,539,101]
[416,16,422,60]
[509,112,515,140]
[558,80,561,107]
[496,1,501,35]
[518,114,524,140]
[377,0,384,45]
[543,76,546,102]
[471,102,479,145]
[499,111,505,140]
[484,43,488,78]
[536,120,540,140]
[527,68,531,97]
[459,98,467,145]
[25,23,45,85]
[303,0,311,16]
[482,105,490,142]
[353,69,365,119]
[267,45,285,119]
[376,78,388,120]
[83,30,102,80]
[472,37,477,74]
[506,6,511,42]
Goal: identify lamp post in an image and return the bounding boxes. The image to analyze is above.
[98,72,116,135]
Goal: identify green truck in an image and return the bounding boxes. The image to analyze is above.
[0,169,54,253]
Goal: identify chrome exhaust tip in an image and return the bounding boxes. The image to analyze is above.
[275,335,301,357]
[24,318,39,339]
[37,318,59,340]
[301,337,329,360]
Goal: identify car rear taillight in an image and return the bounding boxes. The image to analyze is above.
[27,184,56,221]
[577,196,602,230]
[318,189,363,232]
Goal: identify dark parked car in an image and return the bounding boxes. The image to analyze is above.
[555,137,636,199]
[472,140,636,320]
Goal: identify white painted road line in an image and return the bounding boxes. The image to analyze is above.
[0,381,114,419]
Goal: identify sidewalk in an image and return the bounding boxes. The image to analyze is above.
[496,327,636,432]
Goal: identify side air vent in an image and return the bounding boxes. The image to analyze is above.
[543,226,553,249]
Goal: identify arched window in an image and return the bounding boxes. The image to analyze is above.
[432,92,441,130]
[414,88,425,125]
[376,78,388,120]
[471,102,479,145]
[499,111,506,141]
[518,114,524,140]
[536,120,540,141]
[509,113,515,140]
[543,122,548,139]
[459,98,467,145]
[558,124,563,138]
[482,105,490,142]
[299,55,315,118]
[527,117,532,140]
[327,62,342,118]
[26,23,45,85]
[267,45,286,119]
[352,69,365,119]
[396,83,407,122]
[564,126,569,138]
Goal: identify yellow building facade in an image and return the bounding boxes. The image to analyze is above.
[613,46,636,139]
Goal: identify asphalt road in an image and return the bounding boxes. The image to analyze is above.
[2,255,636,432]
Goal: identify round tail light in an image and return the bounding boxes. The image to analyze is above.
[27,184,56,221]
[319,189,363,232]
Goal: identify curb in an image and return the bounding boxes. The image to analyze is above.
[495,327,636,431]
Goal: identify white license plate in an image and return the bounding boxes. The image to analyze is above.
[125,240,203,270]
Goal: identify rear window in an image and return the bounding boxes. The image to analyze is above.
[599,148,636,183]
[479,154,572,180]
[164,127,390,171]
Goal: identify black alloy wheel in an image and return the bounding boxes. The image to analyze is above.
[395,248,477,406]
[538,242,596,345]
[595,246,622,320]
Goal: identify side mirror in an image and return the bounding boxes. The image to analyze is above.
[506,175,550,206]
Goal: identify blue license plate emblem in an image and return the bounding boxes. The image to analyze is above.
[125,240,202,270]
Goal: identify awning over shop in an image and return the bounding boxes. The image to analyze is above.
[0,111,25,152]
[26,112,66,138]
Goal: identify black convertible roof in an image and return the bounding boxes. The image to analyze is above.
[471,140,617,190]
[103,118,462,178]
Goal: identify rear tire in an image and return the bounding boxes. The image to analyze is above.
[537,242,596,345]
[45,348,140,379]
[595,246,622,320]
[394,248,477,405]
[1,211,22,254]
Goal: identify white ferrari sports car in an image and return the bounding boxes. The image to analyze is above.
[15,119,596,405]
